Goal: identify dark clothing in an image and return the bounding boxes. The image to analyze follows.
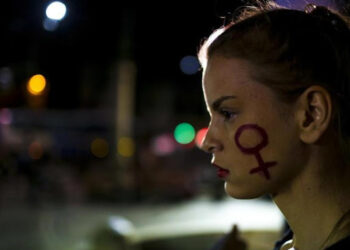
[274,229,350,250]
[211,229,350,250]
[273,229,293,250]
[327,236,350,249]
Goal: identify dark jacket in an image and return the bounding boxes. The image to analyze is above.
[211,229,350,250]
[274,229,350,250]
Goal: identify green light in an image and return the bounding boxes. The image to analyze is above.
[174,122,195,144]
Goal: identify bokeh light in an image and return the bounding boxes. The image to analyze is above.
[117,137,135,157]
[0,108,12,125]
[46,1,67,21]
[195,128,208,148]
[151,133,176,156]
[28,141,44,160]
[43,18,60,31]
[91,138,109,158]
[179,55,200,75]
[0,67,13,90]
[174,122,195,144]
[27,74,47,96]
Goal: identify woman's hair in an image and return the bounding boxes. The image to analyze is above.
[198,1,350,163]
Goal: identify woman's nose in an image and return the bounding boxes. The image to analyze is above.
[200,128,223,153]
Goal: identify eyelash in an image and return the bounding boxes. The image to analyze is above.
[219,109,237,121]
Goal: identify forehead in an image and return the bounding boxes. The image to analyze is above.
[202,55,284,112]
[203,56,260,101]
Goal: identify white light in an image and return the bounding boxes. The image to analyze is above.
[46,1,67,21]
[108,216,134,236]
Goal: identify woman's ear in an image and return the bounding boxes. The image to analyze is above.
[295,85,332,144]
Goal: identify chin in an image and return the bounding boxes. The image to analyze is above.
[224,182,266,199]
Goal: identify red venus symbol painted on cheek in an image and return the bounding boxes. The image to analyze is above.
[234,124,277,180]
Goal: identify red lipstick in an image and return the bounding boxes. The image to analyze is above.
[213,164,230,178]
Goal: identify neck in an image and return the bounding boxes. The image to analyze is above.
[272,146,350,250]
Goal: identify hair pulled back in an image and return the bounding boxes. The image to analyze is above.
[198,1,350,162]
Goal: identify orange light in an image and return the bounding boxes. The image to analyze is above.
[27,74,47,95]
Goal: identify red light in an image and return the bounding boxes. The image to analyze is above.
[195,128,208,148]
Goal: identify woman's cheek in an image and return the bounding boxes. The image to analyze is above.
[234,123,277,180]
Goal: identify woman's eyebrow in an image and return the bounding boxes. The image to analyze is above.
[212,95,237,111]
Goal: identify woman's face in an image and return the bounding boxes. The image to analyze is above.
[201,55,306,199]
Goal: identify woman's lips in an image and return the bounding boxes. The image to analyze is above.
[213,164,230,178]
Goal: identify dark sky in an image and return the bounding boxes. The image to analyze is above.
[0,0,232,110]
[2,0,347,110]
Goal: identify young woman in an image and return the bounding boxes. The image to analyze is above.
[198,2,350,249]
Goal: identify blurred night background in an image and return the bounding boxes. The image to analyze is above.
[0,0,225,205]
[0,0,349,250]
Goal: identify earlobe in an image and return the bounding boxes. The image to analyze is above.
[296,86,332,144]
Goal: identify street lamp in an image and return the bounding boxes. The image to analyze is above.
[43,1,67,31]
[46,1,67,21]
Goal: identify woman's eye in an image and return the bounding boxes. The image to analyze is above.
[219,110,236,121]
